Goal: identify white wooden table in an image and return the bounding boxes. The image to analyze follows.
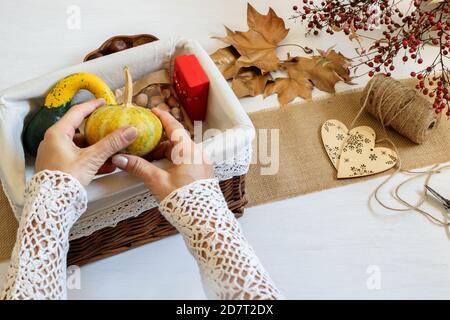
[0,0,449,299]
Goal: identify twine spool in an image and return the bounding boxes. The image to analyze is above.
[360,74,440,144]
[357,75,448,228]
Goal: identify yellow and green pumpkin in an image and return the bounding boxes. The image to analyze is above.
[84,67,162,156]
[23,72,117,156]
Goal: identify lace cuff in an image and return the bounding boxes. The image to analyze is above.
[159,179,282,300]
[1,170,87,300]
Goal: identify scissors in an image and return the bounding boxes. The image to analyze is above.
[426,185,450,212]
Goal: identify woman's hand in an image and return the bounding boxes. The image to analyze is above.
[35,98,138,186]
[111,108,213,202]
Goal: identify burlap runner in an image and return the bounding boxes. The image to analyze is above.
[1,80,449,261]
[246,83,450,207]
[0,185,18,261]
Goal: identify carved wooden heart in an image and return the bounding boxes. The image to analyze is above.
[321,119,397,178]
[321,119,375,169]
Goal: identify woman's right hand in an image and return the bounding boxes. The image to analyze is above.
[111,108,213,202]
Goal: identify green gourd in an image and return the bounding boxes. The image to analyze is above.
[23,72,117,156]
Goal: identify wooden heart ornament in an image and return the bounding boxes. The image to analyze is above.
[321,120,398,178]
[321,119,375,169]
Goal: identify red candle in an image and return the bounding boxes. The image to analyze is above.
[173,54,209,121]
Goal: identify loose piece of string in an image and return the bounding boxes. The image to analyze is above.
[349,76,449,227]
[394,164,450,227]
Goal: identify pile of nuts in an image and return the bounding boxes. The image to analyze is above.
[115,83,193,136]
[84,35,158,61]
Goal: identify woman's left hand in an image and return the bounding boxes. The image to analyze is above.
[35,98,138,186]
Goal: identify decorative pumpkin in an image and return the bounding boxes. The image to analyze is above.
[23,72,117,156]
[84,67,163,156]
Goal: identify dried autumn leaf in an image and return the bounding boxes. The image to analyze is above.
[283,57,335,93]
[331,24,343,32]
[210,4,355,104]
[231,67,273,98]
[316,48,353,82]
[264,77,313,104]
[213,3,289,73]
[283,49,353,94]
[246,3,289,43]
[210,46,241,80]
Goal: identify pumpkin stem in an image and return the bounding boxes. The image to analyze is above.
[123,66,133,107]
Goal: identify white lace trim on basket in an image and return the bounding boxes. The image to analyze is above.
[69,144,252,240]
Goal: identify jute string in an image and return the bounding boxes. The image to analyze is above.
[349,74,448,227]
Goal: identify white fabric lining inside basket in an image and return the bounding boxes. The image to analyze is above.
[0,38,254,237]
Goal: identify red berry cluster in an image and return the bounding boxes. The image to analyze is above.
[293,0,450,116]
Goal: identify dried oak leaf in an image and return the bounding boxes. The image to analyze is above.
[264,77,313,104]
[232,67,273,98]
[213,3,289,73]
[283,49,353,94]
[210,46,241,80]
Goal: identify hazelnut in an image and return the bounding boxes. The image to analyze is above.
[171,107,181,120]
[156,103,170,112]
[161,88,171,99]
[114,88,124,98]
[108,39,128,53]
[167,96,180,108]
[150,95,164,107]
[135,93,148,107]
[133,37,152,47]
[88,52,103,60]
[143,85,160,97]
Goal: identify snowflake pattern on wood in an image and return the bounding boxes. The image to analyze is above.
[321,119,352,169]
[322,120,336,133]
[324,143,342,164]
[342,132,365,154]
[350,164,374,177]
[338,129,398,179]
[321,119,398,179]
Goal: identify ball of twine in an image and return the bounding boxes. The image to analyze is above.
[360,74,440,144]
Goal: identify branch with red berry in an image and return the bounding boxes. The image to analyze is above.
[292,0,450,116]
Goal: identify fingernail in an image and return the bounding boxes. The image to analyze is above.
[123,126,138,141]
[112,155,129,168]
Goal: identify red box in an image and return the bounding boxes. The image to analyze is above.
[173,54,209,121]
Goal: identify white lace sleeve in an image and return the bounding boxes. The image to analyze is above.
[158,179,282,300]
[1,170,87,300]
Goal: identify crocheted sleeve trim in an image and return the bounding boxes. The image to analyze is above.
[158,179,282,300]
[1,170,87,300]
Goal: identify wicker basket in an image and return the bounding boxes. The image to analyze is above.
[68,175,247,266]
[67,36,251,265]
[0,37,253,266]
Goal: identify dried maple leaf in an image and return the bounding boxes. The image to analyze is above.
[264,77,313,104]
[210,46,241,80]
[213,3,289,73]
[231,67,273,98]
[316,48,352,81]
[210,4,354,105]
[283,49,353,93]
